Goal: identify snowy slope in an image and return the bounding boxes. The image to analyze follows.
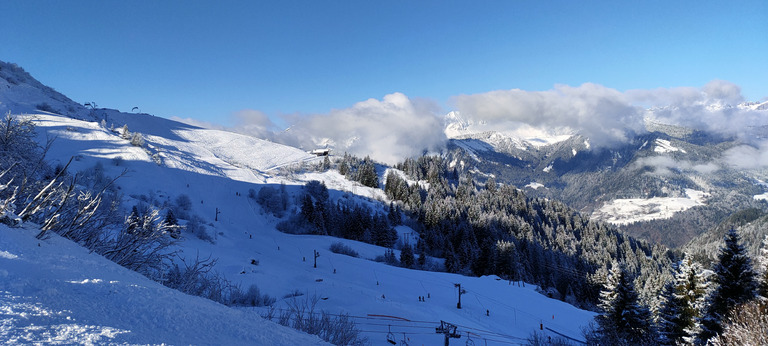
[0,223,325,345]
[0,61,88,118]
[15,110,596,345]
[591,189,709,225]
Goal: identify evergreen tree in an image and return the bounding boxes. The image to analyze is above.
[338,159,349,176]
[416,238,427,267]
[596,264,654,344]
[757,235,768,299]
[358,157,378,188]
[163,210,181,239]
[321,155,330,171]
[400,243,415,268]
[300,194,314,224]
[698,229,758,344]
[657,254,707,345]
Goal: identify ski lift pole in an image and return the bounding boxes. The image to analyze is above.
[435,320,461,346]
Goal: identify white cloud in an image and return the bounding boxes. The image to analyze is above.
[628,80,764,139]
[231,109,277,140]
[274,93,446,165]
[452,83,646,148]
[633,155,722,176]
[723,142,768,170]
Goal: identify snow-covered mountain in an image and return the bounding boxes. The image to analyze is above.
[1,61,596,345]
[443,101,768,248]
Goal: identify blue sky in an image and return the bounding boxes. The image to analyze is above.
[1,0,766,127]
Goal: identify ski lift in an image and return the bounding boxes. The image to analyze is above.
[400,332,409,346]
[465,332,475,346]
[386,325,397,345]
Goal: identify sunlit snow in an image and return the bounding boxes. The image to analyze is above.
[592,189,708,225]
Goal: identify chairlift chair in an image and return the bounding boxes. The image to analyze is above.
[386,325,397,345]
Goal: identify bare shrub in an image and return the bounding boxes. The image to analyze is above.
[329,242,359,258]
[263,294,367,346]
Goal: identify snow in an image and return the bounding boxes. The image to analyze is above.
[444,111,573,150]
[653,138,686,154]
[2,110,597,345]
[591,189,709,225]
[0,223,325,345]
[753,179,768,201]
[526,182,546,190]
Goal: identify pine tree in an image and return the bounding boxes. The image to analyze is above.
[163,210,181,239]
[757,235,768,299]
[698,229,758,344]
[338,159,349,176]
[597,264,654,344]
[657,254,707,345]
[416,238,427,267]
[400,243,415,268]
[321,155,330,171]
[358,157,378,188]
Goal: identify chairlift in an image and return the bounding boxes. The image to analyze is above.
[386,325,397,345]
[465,332,475,346]
[400,332,409,346]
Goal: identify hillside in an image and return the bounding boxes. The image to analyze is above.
[0,222,325,345]
[1,61,597,345]
[444,110,768,248]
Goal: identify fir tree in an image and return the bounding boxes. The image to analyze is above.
[163,210,181,239]
[698,229,758,344]
[358,157,378,188]
[596,264,654,344]
[400,243,415,268]
[416,238,427,267]
[757,235,768,299]
[657,254,707,345]
[338,159,349,176]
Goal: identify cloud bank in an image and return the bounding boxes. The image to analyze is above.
[272,93,446,165]
[222,80,766,167]
[452,83,646,148]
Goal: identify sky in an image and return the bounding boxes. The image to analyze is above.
[1,1,767,162]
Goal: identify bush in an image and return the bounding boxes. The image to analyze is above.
[130,132,144,147]
[329,242,359,258]
[262,295,367,346]
[229,284,276,307]
[186,216,214,243]
[256,186,288,217]
[36,102,55,113]
[175,194,192,211]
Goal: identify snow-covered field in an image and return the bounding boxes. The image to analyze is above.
[591,189,709,225]
[0,223,326,345]
[2,111,596,345]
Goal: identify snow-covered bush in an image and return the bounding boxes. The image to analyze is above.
[255,185,288,217]
[119,124,130,139]
[175,194,192,211]
[36,102,55,113]
[100,208,178,279]
[263,295,367,346]
[229,284,276,307]
[130,132,144,147]
[708,300,768,346]
[329,242,359,258]
[0,112,42,178]
[186,215,214,243]
[164,255,228,303]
